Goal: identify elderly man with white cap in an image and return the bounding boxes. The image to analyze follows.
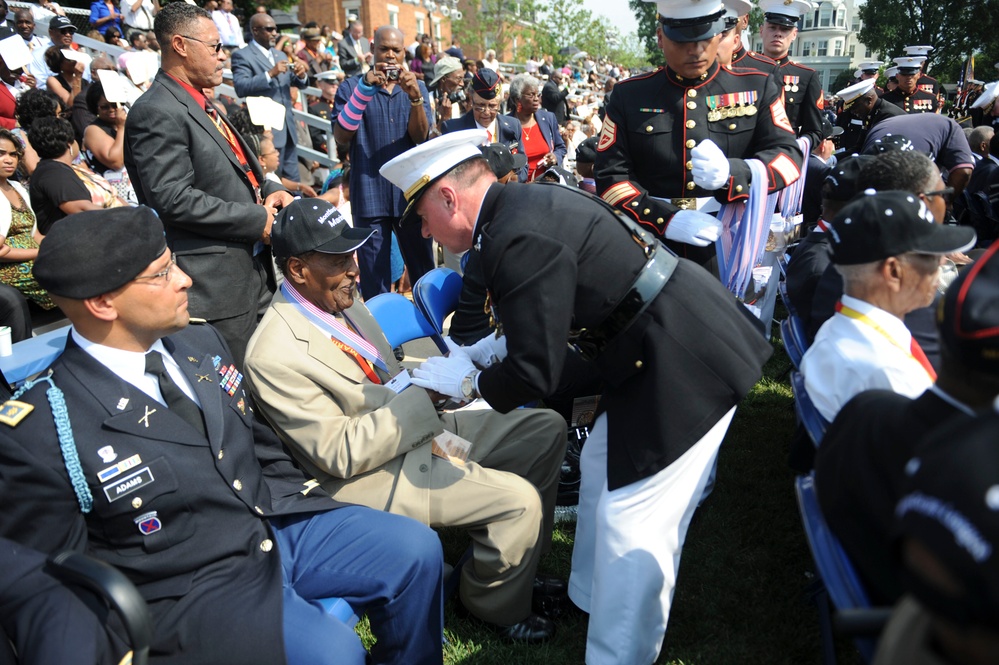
[883,56,940,113]
[834,77,905,154]
[380,128,774,665]
[594,0,803,266]
[758,0,826,148]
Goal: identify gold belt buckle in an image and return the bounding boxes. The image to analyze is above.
[674,197,696,210]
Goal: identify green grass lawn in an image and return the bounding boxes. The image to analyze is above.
[366,331,864,664]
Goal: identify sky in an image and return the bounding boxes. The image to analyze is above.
[581,0,641,38]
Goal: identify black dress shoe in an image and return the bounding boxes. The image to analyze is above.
[533,574,568,597]
[493,613,555,643]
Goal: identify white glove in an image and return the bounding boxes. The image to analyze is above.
[446,334,507,368]
[411,354,477,400]
[665,210,723,247]
[690,139,731,191]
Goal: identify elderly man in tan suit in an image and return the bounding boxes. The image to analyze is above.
[244,199,566,643]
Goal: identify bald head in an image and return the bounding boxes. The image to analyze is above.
[372,26,404,68]
[373,26,402,48]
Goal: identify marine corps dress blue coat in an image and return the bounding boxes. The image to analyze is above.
[594,61,803,260]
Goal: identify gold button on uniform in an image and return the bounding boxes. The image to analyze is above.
[656,217,664,224]
[686,161,693,170]
[643,208,650,215]
[686,182,696,191]
[631,201,638,207]
[645,125,654,133]
[685,139,696,149]
[686,101,696,110]
[728,123,737,130]
[736,185,744,193]
[131,497,142,509]
[260,539,273,553]
[232,479,242,491]
[685,120,696,129]
[687,89,697,98]
[635,360,643,369]
[217,449,224,460]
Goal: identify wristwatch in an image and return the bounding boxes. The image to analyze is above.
[460,370,481,401]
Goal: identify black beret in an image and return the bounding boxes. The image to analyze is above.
[35,206,167,299]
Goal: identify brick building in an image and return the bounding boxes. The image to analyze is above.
[297,0,459,51]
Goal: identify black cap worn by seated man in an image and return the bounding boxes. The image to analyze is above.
[49,16,78,33]
[892,413,999,631]
[471,69,500,100]
[479,142,526,180]
[823,154,872,202]
[575,136,599,165]
[35,207,167,298]
[938,239,999,373]
[828,190,977,265]
[271,198,375,258]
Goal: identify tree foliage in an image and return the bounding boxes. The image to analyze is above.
[859,0,999,83]
[453,0,545,61]
[627,0,665,68]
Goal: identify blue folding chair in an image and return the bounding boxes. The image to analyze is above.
[791,370,829,447]
[795,473,880,663]
[366,293,448,353]
[412,268,462,340]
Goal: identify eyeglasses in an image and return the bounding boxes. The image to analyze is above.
[923,187,955,205]
[134,255,177,284]
[520,91,541,99]
[97,103,117,111]
[258,26,277,32]
[180,35,223,54]
[472,103,500,113]
[58,28,74,34]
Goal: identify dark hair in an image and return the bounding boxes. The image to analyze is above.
[0,128,25,160]
[104,27,121,43]
[85,81,106,116]
[228,107,264,138]
[128,30,144,45]
[154,1,210,48]
[26,116,75,159]
[15,88,60,131]
[860,150,938,195]
[43,44,65,73]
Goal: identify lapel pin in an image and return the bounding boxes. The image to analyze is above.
[116,397,129,410]
[196,373,212,383]
[138,406,156,428]
[98,446,117,463]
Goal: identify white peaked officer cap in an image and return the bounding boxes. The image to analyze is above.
[379,129,489,225]
[856,61,883,72]
[722,0,752,21]
[892,56,925,73]
[643,0,730,43]
[903,45,933,56]
[884,66,899,79]
[972,82,999,110]
[759,0,814,26]
[837,79,875,108]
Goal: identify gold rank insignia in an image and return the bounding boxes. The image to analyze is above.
[0,400,34,427]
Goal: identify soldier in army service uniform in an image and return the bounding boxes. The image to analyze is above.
[594,0,803,263]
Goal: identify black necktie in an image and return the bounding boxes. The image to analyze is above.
[144,351,206,436]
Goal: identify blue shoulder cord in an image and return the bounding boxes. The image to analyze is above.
[11,373,93,513]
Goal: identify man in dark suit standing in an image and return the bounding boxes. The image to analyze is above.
[337,20,369,78]
[441,69,526,182]
[124,1,293,364]
[231,12,309,181]
[541,68,569,126]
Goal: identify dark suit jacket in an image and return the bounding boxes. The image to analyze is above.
[124,71,283,323]
[441,112,528,181]
[473,182,771,490]
[785,226,830,328]
[541,79,569,126]
[337,35,369,78]
[814,388,966,605]
[968,157,997,196]
[0,324,337,664]
[230,43,308,152]
[801,155,832,229]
